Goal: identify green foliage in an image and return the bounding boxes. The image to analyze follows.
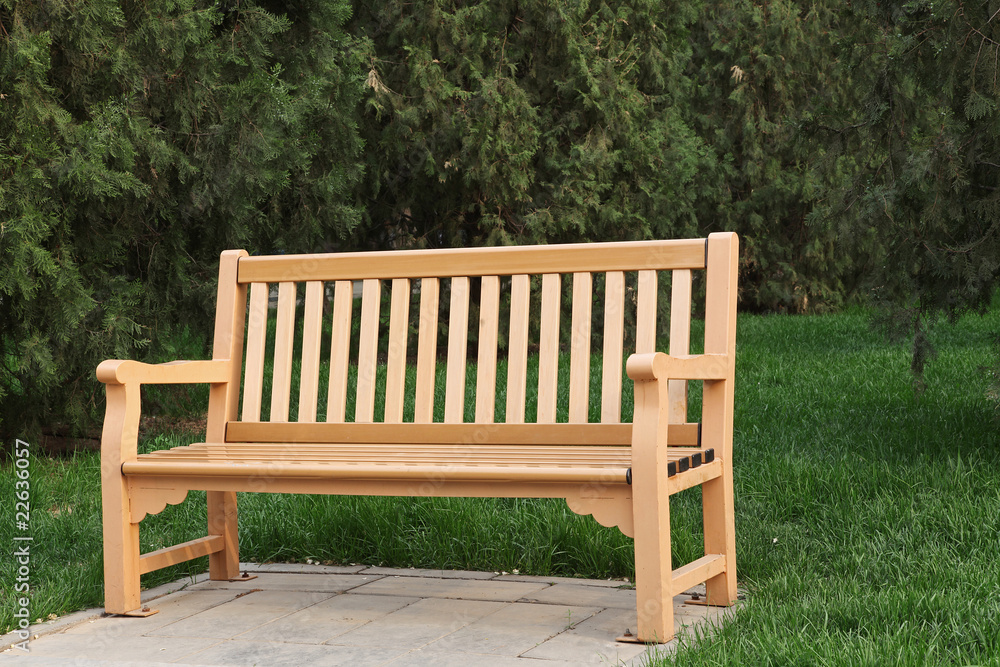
[831,0,1000,380]
[0,0,364,437]
[2,0,999,434]
[684,0,867,312]
[348,0,708,248]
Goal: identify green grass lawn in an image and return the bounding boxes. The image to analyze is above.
[2,308,999,665]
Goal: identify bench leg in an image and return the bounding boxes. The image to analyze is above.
[207,490,240,580]
[632,485,674,643]
[702,474,738,606]
[102,474,142,614]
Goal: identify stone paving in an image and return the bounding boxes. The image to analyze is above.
[1,564,737,666]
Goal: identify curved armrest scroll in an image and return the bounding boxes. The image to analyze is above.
[97,359,232,385]
[626,352,729,382]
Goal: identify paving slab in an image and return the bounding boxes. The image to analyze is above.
[184,639,406,666]
[0,659,192,666]
[494,573,631,588]
[1,564,739,666]
[520,607,652,664]
[148,589,337,639]
[332,597,504,649]
[351,575,550,602]
[5,632,222,663]
[385,649,585,666]
[189,571,377,593]
[240,561,368,575]
[62,589,243,638]
[360,566,498,580]
[520,581,638,610]
[426,601,602,657]
[247,593,420,644]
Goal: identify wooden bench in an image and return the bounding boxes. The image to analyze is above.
[99,232,739,643]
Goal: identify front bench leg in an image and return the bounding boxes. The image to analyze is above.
[101,382,147,615]
[631,371,675,643]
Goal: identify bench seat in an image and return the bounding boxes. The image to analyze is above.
[128,421,715,485]
[128,443,715,483]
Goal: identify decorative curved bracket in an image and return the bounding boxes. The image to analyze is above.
[128,484,190,523]
[565,485,634,538]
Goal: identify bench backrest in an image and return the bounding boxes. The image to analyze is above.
[204,234,737,443]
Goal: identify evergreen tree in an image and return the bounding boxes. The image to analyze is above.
[348,0,709,248]
[0,0,364,438]
[684,0,867,312]
[838,0,1000,378]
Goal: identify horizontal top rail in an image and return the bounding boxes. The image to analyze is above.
[236,239,708,283]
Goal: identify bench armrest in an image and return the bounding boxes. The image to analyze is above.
[98,360,232,470]
[625,352,729,382]
[97,359,232,385]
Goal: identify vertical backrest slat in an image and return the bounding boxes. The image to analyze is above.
[601,271,625,423]
[414,278,440,423]
[445,277,470,423]
[668,269,693,423]
[269,282,296,422]
[475,275,500,423]
[636,270,658,354]
[537,273,561,423]
[568,272,592,423]
[326,280,353,423]
[297,281,324,422]
[506,274,531,424]
[355,279,381,423]
[384,278,411,423]
[241,282,269,422]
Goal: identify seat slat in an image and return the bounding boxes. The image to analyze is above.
[569,272,592,423]
[298,281,324,423]
[326,280,353,423]
[124,458,632,483]
[355,279,381,423]
[475,275,500,423]
[537,274,561,423]
[385,278,410,423]
[138,444,638,464]
[270,282,296,422]
[414,278,440,423]
[241,282,269,422]
[506,274,530,424]
[601,272,625,423]
[445,277,470,422]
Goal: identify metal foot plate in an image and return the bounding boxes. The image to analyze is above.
[120,607,159,617]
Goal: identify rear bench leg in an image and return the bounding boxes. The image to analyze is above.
[207,490,247,581]
[701,474,738,606]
